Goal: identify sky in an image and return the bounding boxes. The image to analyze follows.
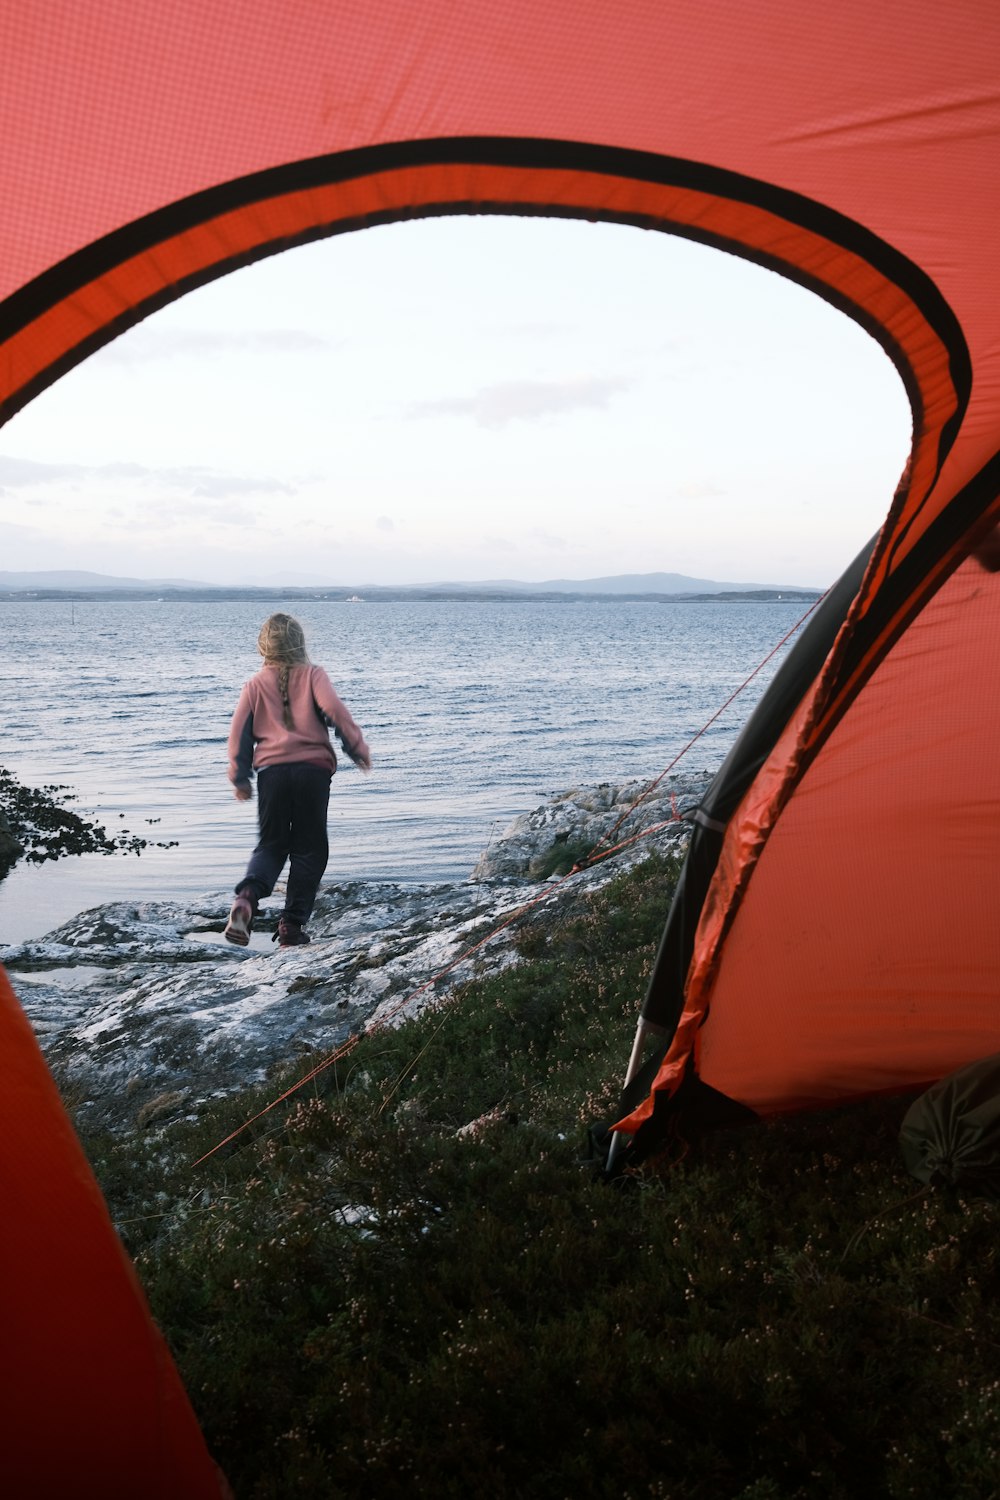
[0,214,913,590]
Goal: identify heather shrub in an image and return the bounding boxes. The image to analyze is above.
[79,852,1000,1498]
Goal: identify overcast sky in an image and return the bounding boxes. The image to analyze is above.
[0,215,913,589]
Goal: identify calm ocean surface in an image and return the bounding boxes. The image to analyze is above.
[0,598,810,944]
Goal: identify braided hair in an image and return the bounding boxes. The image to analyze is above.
[257,613,309,729]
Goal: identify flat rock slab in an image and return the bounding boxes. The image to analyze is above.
[1,778,699,1133]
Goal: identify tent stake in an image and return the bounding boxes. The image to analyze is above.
[605,1017,658,1172]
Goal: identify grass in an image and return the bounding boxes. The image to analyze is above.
[77,851,1000,1499]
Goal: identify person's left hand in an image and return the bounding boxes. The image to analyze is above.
[234,783,252,801]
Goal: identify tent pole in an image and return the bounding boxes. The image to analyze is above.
[605,1017,657,1172]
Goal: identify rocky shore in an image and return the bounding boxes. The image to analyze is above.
[1,774,706,1134]
[0,765,177,879]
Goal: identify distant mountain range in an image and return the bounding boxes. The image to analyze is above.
[431,571,817,596]
[0,569,210,591]
[0,568,820,599]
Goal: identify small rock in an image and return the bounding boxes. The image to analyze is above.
[0,809,23,879]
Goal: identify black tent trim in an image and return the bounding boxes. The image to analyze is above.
[641,447,1000,1041]
[639,535,878,1035]
[1,137,968,438]
[611,448,1000,1168]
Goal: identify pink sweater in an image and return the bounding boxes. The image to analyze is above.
[227,663,370,785]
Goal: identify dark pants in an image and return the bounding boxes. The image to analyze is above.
[237,762,332,925]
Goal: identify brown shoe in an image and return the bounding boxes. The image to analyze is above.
[275,917,310,947]
[224,895,255,946]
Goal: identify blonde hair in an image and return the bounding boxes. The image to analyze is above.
[257,613,309,729]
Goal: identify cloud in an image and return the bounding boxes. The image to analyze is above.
[406,376,631,428]
[478,535,519,555]
[0,456,90,486]
[134,493,258,526]
[190,472,294,499]
[98,327,336,363]
[670,480,726,500]
[528,528,569,552]
[375,514,395,532]
[0,455,295,497]
[0,515,49,546]
[498,320,571,340]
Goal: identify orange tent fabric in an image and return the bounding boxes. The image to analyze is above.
[3,0,1000,1454]
[619,552,1000,1135]
[0,970,228,1495]
[2,2,998,711]
[700,555,1000,1117]
[3,3,998,601]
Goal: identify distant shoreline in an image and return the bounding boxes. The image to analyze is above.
[0,586,821,605]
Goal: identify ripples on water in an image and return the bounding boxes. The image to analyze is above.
[0,597,809,942]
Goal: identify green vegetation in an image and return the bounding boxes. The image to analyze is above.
[528,833,598,881]
[78,852,1000,1498]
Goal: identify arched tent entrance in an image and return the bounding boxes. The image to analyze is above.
[3,0,1000,1484]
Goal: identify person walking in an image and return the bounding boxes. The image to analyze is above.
[224,613,371,948]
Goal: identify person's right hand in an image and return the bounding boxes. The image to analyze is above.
[234,784,252,801]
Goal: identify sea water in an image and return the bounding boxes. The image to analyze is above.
[0,597,810,944]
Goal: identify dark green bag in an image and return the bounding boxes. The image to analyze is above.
[900,1052,1000,1196]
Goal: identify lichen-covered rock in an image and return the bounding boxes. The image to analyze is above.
[2,778,699,1134]
[470,772,707,881]
[5,879,534,1134]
